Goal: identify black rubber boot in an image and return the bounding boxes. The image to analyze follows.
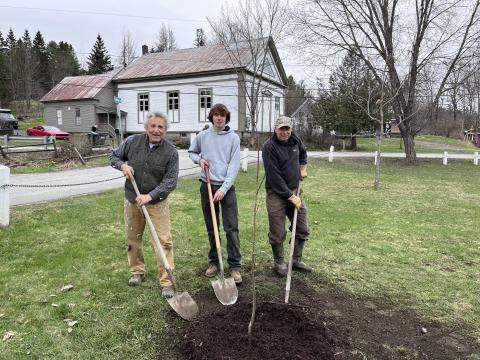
[292,239,313,273]
[271,243,287,277]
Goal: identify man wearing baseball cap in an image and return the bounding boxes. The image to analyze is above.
[262,116,312,276]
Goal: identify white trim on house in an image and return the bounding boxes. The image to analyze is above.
[117,74,241,133]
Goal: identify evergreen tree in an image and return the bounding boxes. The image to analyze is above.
[7,28,15,49]
[194,28,207,47]
[0,31,8,106]
[87,34,113,74]
[32,30,50,97]
[47,40,81,87]
[0,31,6,47]
[314,51,380,149]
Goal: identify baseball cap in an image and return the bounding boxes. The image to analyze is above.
[275,116,293,129]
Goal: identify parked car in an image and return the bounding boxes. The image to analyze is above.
[0,109,19,135]
[26,125,70,140]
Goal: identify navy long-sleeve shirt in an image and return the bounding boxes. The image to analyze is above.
[262,133,307,199]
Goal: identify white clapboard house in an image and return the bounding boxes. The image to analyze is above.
[41,37,288,138]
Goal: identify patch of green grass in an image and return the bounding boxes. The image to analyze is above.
[16,117,45,132]
[9,155,110,174]
[417,134,476,148]
[1,159,479,358]
[357,136,477,153]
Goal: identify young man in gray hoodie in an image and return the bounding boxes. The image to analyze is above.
[188,103,242,284]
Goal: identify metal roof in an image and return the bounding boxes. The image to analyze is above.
[113,37,288,85]
[113,43,249,81]
[40,68,122,103]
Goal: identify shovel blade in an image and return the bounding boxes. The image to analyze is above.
[211,277,238,305]
[166,292,199,321]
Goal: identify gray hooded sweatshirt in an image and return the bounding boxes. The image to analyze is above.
[188,126,240,194]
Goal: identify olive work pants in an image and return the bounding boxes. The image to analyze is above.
[266,189,310,245]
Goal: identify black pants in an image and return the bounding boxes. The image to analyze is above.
[200,182,241,270]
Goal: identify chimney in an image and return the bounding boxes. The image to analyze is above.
[142,45,149,55]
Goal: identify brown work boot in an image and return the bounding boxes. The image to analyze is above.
[161,285,175,298]
[128,274,145,286]
[205,264,219,277]
[230,270,242,284]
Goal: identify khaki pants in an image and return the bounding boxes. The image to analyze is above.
[124,199,174,287]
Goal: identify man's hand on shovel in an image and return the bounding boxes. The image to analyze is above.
[199,159,209,172]
[121,163,134,180]
[213,190,224,203]
[136,194,152,207]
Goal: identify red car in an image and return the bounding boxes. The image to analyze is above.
[26,125,70,140]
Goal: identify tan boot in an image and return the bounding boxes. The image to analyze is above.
[230,270,242,284]
[205,264,219,277]
[161,285,175,298]
[128,274,145,286]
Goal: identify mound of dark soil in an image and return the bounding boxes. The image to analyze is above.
[184,301,335,360]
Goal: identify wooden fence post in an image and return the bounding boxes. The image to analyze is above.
[443,151,448,166]
[242,147,249,172]
[0,165,9,227]
[52,138,57,157]
[329,146,334,163]
[374,151,378,165]
[474,152,479,166]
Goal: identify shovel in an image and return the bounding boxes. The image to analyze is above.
[204,166,238,305]
[130,177,199,320]
[285,185,301,304]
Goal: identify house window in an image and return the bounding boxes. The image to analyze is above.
[56,109,63,125]
[275,97,280,120]
[138,93,149,124]
[199,88,212,122]
[167,91,180,123]
[75,108,81,126]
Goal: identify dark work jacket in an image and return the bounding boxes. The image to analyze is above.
[262,133,307,199]
[110,134,179,204]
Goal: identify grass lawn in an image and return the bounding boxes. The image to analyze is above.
[356,135,478,154]
[16,117,45,132]
[9,155,110,175]
[1,159,479,358]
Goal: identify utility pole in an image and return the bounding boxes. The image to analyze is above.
[114,96,124,142]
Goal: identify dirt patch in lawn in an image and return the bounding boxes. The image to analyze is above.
[165,270,480,359]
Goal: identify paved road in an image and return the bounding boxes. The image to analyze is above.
[7,149,477,206]
[8,150,252,206]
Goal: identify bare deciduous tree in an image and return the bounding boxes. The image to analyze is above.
[152,24,177,53]
[208,0,290,340]
[118,30,137,67]
[295,0,480,163]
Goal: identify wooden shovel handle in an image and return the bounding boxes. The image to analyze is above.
[285,185,301,304]
[204,166,225,278]
[130,176,177,290]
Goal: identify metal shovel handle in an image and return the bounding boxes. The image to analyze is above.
[130,176,177,290]
[285,185,301,304]
[204,166,225,279]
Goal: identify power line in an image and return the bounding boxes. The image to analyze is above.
[0,5,206,23]
[0,76,466,102]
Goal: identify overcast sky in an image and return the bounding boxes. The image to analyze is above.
[0,0,319,84]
